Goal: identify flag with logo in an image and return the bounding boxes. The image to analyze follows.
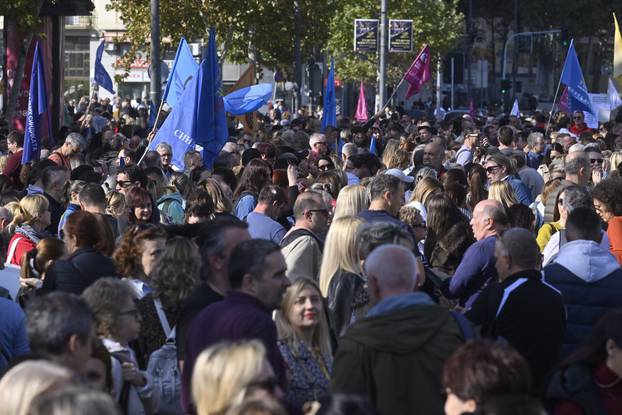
[23,41,50,164]
[162,37,199,108]
[404,44,431,99]
[94,40,115,94]
[560,39,596,116]
[321,58,336,132]
[148,28,227,170]
[355,80,368,122]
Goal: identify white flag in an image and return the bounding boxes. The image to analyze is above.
[510,98,520,116]
[608,78,622,110]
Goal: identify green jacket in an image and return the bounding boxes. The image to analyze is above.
[332,304,464,415]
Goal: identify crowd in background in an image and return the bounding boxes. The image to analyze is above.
[0,96,621,415]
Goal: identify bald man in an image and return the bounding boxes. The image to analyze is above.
[332,245,466,415]
[467,228,565,390]
[422,142,445,176]
[442,200,509,308]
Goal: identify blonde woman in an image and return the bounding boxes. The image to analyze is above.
[192,340,283,415]
[200,178,234,214]
[275,278,332,411]
[333,185,369,220]
[381,139,400,168]
[318,216,366,337]
[488,181,519,211]
[0,360,75,415]
[6,194,51,266]
[407,176,443,221]
[609,151,622,176]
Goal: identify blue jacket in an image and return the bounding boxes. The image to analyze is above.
[505,176,533,206]
[0,298,29,373]
[543,240,622,356]
[442,235,498,308]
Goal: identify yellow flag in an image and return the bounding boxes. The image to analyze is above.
[614,13,622,82]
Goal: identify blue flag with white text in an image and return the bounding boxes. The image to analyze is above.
[94,41,115,94]
[321,58,336,132]
[149,28,228,170]
[162,38,199,109]
[560,40,595,116]
[23,41,49,164]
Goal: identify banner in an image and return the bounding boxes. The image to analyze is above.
[614,13,622,84]
[321,58,336,132]
[354,19,379,52]
[355,80,368,122]
[23,41,49,164]
[389,20,413,52]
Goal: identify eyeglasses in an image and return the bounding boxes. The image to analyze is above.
[308,209,330,217]
[485,165,501,174]
[118,308,140,318]
[116,180,136,188]
[590,158,603,165]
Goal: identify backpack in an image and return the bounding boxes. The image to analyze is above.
[146,298,184,415]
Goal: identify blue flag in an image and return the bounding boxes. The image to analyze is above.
[162,37,199,108]
[23,41,49,164]
[224,83,273,115]
[369,134,377,155]
[94,40,115,94]
[321,58,336,132]
[148,28,228,170]
[560,39,595,116]
[148,102,157,129]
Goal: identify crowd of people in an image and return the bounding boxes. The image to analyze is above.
[0,97,621,415]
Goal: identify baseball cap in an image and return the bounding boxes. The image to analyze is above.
[384,168,414,183]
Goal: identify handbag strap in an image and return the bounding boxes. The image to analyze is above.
[153,297,172,338]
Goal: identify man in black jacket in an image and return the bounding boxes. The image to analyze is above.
[467,227,566,391]
[332,244,465,415]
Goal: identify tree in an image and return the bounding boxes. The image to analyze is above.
[106,0,335,75]
[325,0,464,84]
[0,0,49,121]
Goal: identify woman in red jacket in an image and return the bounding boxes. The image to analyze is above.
[6,194,51,266]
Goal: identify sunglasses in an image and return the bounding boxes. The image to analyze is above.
[116,180,136,188]
[485,165,501,173]
[590,158,603,164]
[308,209,330,217]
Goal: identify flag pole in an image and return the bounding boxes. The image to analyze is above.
[380,77,407,112]
[545,40,572,136]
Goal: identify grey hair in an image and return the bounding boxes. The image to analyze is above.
[156,142,173,154]
[564,153,590,176]
[561,185,592,213]
[65,133,85,151]
[358,222,414,259]
[527,132,544,147]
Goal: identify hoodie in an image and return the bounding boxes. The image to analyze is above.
[544,240,622,356]
[332,293,464,415]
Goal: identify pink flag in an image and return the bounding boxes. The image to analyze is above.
[559,86,569,113]
[469,98,476,116]
[404,44,431,99]
[355,80,368,122]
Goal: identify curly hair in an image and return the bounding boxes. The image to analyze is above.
[82,278,135,337]
[592,177,622,216]
[112,224,167,278]
[150,236,202,306]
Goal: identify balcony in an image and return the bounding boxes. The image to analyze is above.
[65,16,93,29]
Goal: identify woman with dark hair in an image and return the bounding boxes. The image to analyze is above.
[592,178,622,264]
[3,131,24,189]
[113,224,167,299]
[40,211,117,295]
[443,340,532,415]
[184,189,215,224]
[126,186,160,225]
[424,193,475,276]
[317,154,335,172]
[233,158,272,220]
[136,236,202,364]
[467,163,488,210]
[443,168,471,219]
[547,309,622,415]
[508,203,537,233]
[19,237,65,296]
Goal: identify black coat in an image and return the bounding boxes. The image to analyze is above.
[40,247,117,295]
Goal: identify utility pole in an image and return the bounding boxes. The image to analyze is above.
[150,0,161,106]
[293,0,302,112]
[377,0,388,111]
